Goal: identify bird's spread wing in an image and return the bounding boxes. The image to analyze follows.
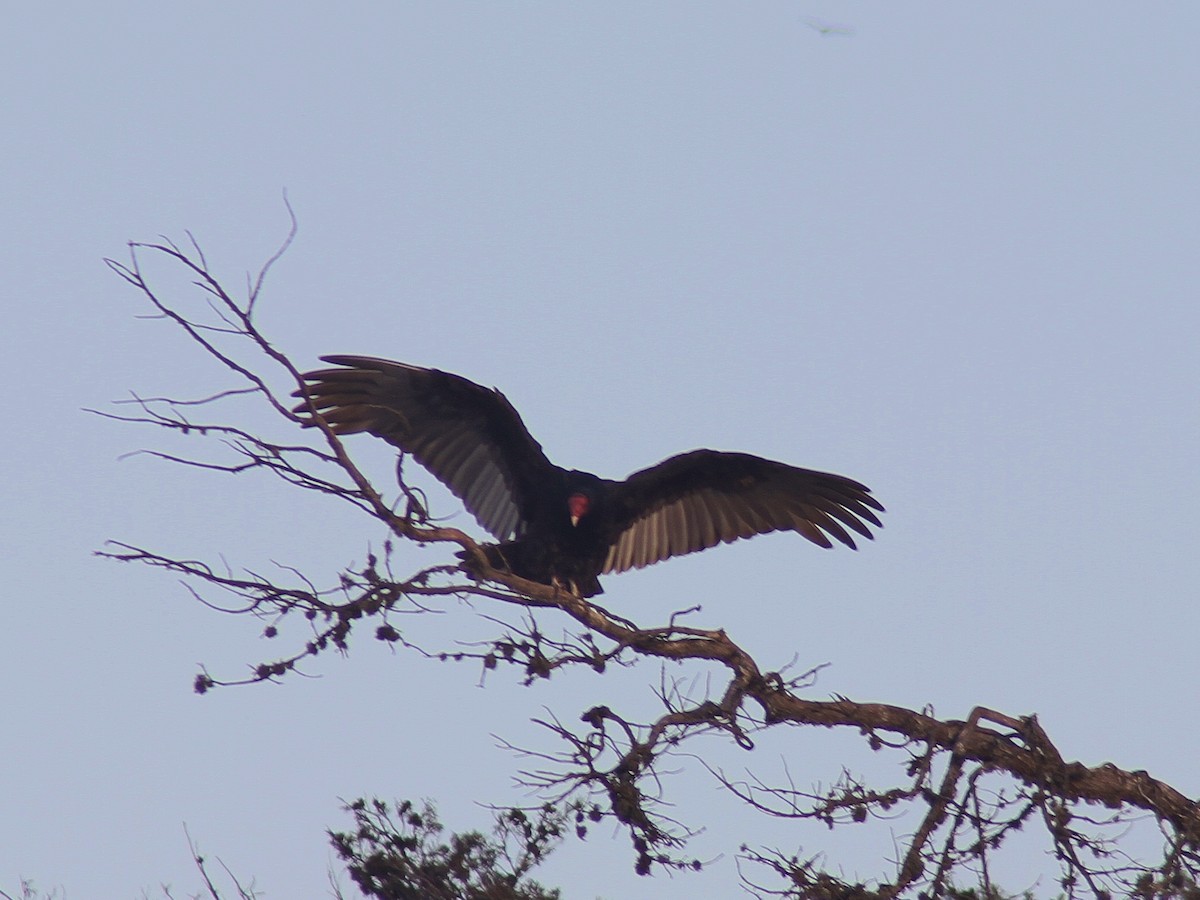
[602,450,883,574]
[295,356,555,540]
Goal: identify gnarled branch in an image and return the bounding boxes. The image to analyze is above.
[103,225,1200,899]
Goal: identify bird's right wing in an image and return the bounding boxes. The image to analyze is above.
[602,449,884,573]
[294,356,556,540]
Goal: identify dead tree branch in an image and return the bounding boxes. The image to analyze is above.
[102,226,1200,899]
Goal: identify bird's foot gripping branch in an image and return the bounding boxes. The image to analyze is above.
[100,227,1200,898]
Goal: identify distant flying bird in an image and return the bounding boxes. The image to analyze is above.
[297,357,883,597]
[802,16,855,37]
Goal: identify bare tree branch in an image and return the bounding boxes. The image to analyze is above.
[102,224,1200,899]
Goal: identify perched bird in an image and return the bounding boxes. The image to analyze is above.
[296,356,883,597]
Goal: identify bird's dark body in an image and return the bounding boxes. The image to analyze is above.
[462,469,613,597]
[297,357,884,597]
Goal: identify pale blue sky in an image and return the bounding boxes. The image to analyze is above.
[3,4,1198,897]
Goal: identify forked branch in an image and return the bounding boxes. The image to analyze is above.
[102,226,1200,898]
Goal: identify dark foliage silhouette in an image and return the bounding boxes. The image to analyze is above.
[330,799,566,900]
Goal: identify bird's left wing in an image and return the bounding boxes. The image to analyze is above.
[295,356,557,540]
[602,450,883,574]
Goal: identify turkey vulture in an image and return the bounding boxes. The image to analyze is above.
[296,356,883,597]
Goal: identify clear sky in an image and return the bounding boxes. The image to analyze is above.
[3,4,1198,897]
